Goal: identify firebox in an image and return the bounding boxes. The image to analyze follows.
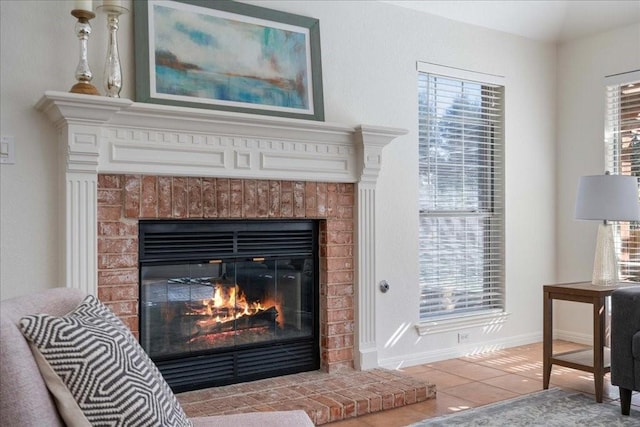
[138,219,320,392]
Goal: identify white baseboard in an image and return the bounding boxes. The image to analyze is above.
[377,331,542,370]
[553,329,593,346]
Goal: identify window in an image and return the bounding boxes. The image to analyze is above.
[418,63,505,321]
[605,71,640,281]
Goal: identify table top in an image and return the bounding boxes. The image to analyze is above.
[543,281,640,297]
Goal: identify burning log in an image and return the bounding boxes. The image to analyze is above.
[191,306,278,336]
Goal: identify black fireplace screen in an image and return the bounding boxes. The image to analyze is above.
[138,219,319,392]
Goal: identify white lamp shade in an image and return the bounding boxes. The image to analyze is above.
[575,174,640,221]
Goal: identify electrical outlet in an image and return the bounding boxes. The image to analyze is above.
[458,332,470,344]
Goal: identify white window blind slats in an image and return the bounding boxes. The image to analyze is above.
[605,76,640,281]
[418,67,505,320]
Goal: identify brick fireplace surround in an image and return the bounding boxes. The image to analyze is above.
[37,92,435,423]
[97,175,357,372]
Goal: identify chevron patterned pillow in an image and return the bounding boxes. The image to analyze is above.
[19,295,193,427]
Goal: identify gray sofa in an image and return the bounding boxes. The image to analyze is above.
[0,288,313,426]
[611,286,640,415]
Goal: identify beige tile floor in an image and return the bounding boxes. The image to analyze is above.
[329,340,640,426]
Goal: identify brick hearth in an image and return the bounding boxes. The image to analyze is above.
[97,174,356,372]
[177,369,436,425]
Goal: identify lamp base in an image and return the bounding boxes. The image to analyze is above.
[591,222,618,286]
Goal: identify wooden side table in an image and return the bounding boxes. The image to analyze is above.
[542,281,624,402]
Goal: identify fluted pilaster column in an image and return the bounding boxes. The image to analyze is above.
[37,93,127,294]
[354,125,407,369]
[61,126,100,294]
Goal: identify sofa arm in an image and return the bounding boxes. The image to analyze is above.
[0,288,87,427]
[611,286,640,390]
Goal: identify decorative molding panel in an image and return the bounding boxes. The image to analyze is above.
[36,91,407,371]
[37,91,406,183]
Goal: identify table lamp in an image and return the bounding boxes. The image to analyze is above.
[575,172,640,286]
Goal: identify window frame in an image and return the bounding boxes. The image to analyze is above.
[416,62,508,334]
[604,70,640,282]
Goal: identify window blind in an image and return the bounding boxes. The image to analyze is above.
[605,71,640,281]
[418,63,505,320]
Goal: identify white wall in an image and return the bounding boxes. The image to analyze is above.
[555,23,640,343]
[1,0,559,365]
[0,0,131,300]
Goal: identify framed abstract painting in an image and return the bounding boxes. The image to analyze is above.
[134,0,324,121]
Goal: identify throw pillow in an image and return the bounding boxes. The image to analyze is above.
[19,295,193,427]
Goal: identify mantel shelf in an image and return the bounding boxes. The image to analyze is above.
[36,91,407,167]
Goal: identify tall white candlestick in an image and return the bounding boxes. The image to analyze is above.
[99,0,128,97]
[70,6,99,95]
[74,0,92,11]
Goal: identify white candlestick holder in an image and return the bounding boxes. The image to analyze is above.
[70,9,100,95]
[97,3,128,97]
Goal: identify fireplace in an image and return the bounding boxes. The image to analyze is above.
[36,92,407,375]
[138,219,319,391]
[96,174,357,382]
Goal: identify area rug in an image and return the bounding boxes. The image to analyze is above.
[410,388,639,426]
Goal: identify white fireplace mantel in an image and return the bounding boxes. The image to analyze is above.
[36,91,407,370]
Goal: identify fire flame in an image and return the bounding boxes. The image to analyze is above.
[189,284,283,332]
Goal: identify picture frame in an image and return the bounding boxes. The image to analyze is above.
[133,0,324,121]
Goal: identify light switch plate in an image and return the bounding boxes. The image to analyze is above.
[0,136,15,164]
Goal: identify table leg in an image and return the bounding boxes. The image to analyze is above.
[593,296,605,403]
[543,290,552,389]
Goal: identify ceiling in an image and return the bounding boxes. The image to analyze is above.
[384,0,640,42]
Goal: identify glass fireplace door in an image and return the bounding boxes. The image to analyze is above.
[140,257,314,359]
